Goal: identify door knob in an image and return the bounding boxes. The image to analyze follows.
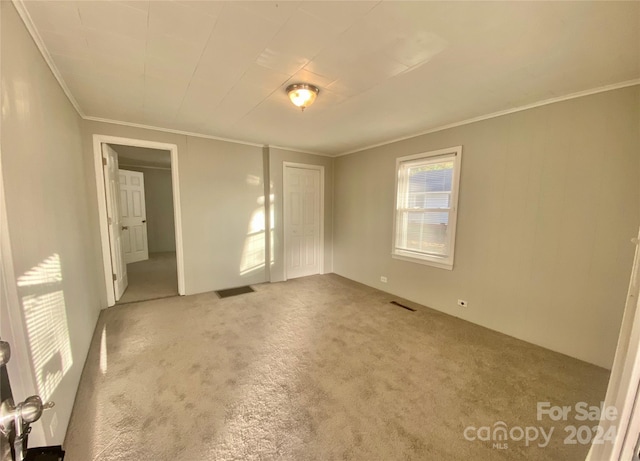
[0,395,54,461]
[142,220,146,223]
[0,395,55,435]
[122,226,128,230]
[20,396,54,424]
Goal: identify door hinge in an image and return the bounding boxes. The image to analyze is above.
[108,217,112,225]
[102,157,107,166]
[112,273,117,281]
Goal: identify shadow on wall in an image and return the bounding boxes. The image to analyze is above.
[16,253,73,402]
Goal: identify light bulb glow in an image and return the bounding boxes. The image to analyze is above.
[286,84,319,111]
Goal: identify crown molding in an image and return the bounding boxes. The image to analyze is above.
[83,116,329,157]
[84,116,266,148]
[268,144,333,158]
[11,0,332,157]
[336,79,640,157]
[12,0,638,160]
[12,0,85,117]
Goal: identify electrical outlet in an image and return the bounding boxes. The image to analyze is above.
[380,276,388,283]
[457,299,468,308]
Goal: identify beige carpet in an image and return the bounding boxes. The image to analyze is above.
[117,252,178,304]
[65,274,609,461]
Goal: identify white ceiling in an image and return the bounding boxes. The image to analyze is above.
[22,1,640,156]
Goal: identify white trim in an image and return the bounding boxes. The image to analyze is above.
[587,229,640,461]
[620,375,640,460]
[337,80,640,157]
[12,0,638,160]
[84,117,333,157]
[282,162,325,281]
[269,144,333,158]
[86,117,263,148]
[93,138,114,306]
[93,135,186,307]
[12,0,85,117]
[392,146,462,271]
[80,80,639,160]
[392,253,453,270]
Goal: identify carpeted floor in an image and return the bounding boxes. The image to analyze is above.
[65,274,610,461]
[117,252,178,304]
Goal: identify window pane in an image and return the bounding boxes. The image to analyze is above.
[408,161,453,195]
[394,148,461,268]
[407,192,451,209]
[397,211,450,256]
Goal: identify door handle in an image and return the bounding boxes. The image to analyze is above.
[0,341,55,461]
[1,395,55,459]
[121,226,128,230]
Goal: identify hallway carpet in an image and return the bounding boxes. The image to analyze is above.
[65,275,609,461]
[117,252,178,304]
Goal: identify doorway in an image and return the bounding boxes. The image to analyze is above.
[93,135,185,307]
[283,162,324,280]
[113,145,178,304]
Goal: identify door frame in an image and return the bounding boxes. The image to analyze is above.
[282,162,324,281]
[587,229,640,460]
[93,135,185,306]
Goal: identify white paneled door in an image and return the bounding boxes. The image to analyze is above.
[284,165,323,280]
[102,144,128,301]
[119,169,149,264]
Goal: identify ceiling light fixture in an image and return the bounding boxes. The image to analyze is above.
[286,83,319,112]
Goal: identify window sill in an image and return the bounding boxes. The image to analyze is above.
[392,252,454,270]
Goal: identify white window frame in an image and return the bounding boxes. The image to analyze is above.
[392,146,462,270]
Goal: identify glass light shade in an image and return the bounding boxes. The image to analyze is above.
[286,84,319,111]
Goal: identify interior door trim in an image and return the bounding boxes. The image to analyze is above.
[93,135,186,306]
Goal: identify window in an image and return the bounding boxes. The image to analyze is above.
[393,146,462,270]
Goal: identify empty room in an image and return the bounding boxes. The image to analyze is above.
[1,1,639,461]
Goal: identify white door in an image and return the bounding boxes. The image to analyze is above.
[587,228,640,461]
[620,381,640,460]
[284,166,322,279]
[119,169,149,264]
[102,144,128,301]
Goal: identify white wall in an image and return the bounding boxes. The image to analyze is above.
[181,136,266,293]
[5,0,636,453]
[269,148,334,282]
[119,166,176,253]
[0,1,103,445]
[333,86,640,369]
[81,121,268,298]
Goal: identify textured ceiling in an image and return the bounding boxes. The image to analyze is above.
[21,1,640,155]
